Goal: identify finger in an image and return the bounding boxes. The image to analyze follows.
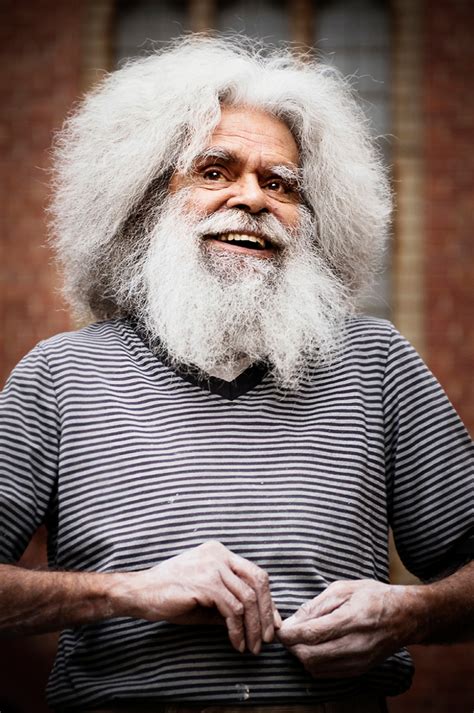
[229,554,275,644]
[288,642,347,677]
[212,586,246,653]
[220,566,262,654]
[226,614,246,654]
[254,571,275,643]
[289,635,374,678]
[273,605,282,630]
[284,586,350,628]
[278,609,350,647]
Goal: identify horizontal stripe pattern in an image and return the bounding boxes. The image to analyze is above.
[0,317,472,710]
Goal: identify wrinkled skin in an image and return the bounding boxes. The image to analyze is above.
[133,540,280,654]
[277,579,424,678]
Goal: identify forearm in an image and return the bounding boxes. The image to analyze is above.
[404,560,474,645]
[0,563,139,636]
[0,541,279,654]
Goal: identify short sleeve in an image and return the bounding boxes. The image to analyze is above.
[383,328,473,580]
[0,344,59,563]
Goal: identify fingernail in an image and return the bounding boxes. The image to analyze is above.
[273,610,282,628]
[239,641,246,653]
[252,641,261,655]
[263,625,274,643]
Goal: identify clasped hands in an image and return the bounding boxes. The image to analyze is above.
[134,541,415,677]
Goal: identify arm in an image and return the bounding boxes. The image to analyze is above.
[0,541,280,655]
[277,562,474,678]
[409,559,474,643]
[0,564,120,634]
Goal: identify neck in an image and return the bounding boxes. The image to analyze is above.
[206,355,253,382]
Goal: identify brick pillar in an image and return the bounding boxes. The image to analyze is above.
[390,5,474,711]
[0,3,85,711]
[392,0,425,356]
[0,0,84,387]
[423,0,474,434]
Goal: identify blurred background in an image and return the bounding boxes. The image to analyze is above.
[0,0,473,711]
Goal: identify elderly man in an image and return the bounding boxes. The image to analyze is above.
[0,36,472,713]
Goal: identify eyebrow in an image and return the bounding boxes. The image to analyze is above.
[269,164,303,189]
[192,147,302,185]
[192,147,236,166]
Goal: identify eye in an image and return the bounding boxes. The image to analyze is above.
[266,179,285,192]
[265,177,294,195]
[202,168,225,181]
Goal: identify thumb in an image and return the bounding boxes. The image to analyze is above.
[280,600,315,630]
[282,588,346,629]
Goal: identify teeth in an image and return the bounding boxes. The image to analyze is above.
[216,233,267,248]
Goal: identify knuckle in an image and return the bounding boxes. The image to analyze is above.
[202,540,225,557]
[300,600,314,615]
[204,539,221,550]
[243,590,257,605]
[298,646,312,664]
[232,601,244,616]
[226,616,242,633]
[255,570,269,588]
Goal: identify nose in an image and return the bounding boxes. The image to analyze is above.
[226,176,268,214]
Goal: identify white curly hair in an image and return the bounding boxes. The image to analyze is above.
[50,34,392,321]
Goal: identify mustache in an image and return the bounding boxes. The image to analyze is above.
[193,209,296,250]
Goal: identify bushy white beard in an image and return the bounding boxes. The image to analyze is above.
[126,192,352,389]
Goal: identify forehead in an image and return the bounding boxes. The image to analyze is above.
[205,106,299,167]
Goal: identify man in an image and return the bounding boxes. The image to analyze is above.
[0,36,472,713]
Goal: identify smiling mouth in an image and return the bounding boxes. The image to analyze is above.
[204,232,273,252]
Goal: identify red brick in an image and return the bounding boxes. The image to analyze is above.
[423,0,474,436]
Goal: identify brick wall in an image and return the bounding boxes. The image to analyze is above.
[0,2,83,711]
[0,1,472,712]
[405,2,474,693]
[390,3,474,711]
[423,0,474,435]
[0,0,81,388]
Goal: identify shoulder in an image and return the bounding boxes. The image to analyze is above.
[38,319,130,354]
[4,320,144,390]
[342,315,404,364]
[36,319,141,367]
[345,315,397,346]
[344,315,441,386]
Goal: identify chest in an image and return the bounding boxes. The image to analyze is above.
[52,377,388,580]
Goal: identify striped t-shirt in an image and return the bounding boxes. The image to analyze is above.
[0,317,472,711]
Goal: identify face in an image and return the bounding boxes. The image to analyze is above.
[169,106,302,259]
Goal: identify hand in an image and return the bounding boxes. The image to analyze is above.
[277,579,420,678]
[132,540,281,654]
